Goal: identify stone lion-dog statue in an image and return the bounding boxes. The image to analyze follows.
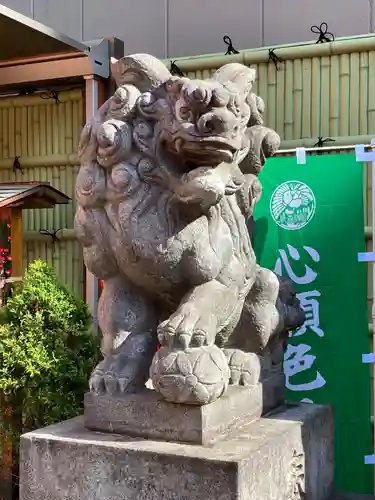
[75,54,304,405]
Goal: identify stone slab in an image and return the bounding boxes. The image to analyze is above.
[20,403,334,500]
[84,384,263,445]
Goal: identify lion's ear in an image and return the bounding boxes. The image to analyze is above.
[212,63,256,96]
[111,54,172,92]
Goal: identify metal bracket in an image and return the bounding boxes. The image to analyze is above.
[84,38,110,79]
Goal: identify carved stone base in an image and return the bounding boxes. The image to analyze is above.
[19,403,334,500]
[84,369,285,445]
[84,384,263,445]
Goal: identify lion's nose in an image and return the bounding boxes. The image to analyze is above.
[197,110,233,135]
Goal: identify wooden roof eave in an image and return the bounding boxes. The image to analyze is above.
[0,183,70,210]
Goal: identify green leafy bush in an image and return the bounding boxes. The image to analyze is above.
[0,259,100,438]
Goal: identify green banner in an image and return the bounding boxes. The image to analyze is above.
[253,154,372,494]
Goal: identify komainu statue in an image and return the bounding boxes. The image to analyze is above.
[75,54,305,406]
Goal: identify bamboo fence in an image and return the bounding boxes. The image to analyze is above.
[0,88,84,296]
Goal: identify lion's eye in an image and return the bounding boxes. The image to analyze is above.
[165,77,187,93]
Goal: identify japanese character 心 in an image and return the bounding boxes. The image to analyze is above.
[274,244,320,285]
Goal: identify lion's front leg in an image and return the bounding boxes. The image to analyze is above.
[90,276,158,395]
[157,279,240,349]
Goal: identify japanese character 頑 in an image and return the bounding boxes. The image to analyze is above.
[293,290,324,338]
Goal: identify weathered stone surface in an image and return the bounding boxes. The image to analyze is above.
[262,369,285,413]
[84,370,285,444]
[84,385,263,445]
[20,403,334,500]
[74,52,305,405]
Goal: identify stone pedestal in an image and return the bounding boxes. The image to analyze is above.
[84,385,263,445]
[84,370,285,446]
[20,402,334,500]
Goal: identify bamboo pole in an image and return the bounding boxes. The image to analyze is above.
[293,58,302,139]
[275,134,375,153]
[349,53,360,136]
[0,90,83,108]
[2,108,9,158]
[22,227,374,243]
[11,209,23,277]
[0,136,369,169]
[302,58,311,139]
[284,60,294,140]
[329,55,339,137]
[161,34,375,72]
[339,54,350,136]
[22,229,76,242]
[0,154,78,169]
[27,107,35,232]
[359,52,369,135]
[321,56,331,137]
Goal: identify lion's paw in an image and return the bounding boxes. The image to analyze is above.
[222,349,261,387]
[157,304,217,349]
[89,355,146,395]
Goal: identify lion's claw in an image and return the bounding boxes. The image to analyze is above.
[89,355,149,395]
[89,374,105,393]
[223,349,261,387]
[157,306,217,349]
[103,373,118,395]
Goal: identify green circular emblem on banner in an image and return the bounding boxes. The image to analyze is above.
[270,180,316,230]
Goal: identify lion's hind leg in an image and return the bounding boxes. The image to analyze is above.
[90,276,159,395]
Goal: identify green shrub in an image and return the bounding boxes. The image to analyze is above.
[0,259,100,440]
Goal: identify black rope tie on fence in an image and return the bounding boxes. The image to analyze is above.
[13,156,23,175]
[223,35,239,55]
[40,90,61,104]
[39,228,62,252]
[170,61,185,77]
[310,22,335,44]
[268,49,284,70]
[313,136,335,154]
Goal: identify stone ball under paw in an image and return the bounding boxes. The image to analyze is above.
[150,345,230,405]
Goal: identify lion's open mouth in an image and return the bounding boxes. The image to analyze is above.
[167,136,237,166]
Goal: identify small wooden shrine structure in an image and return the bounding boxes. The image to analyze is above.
[0,181,70,280]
